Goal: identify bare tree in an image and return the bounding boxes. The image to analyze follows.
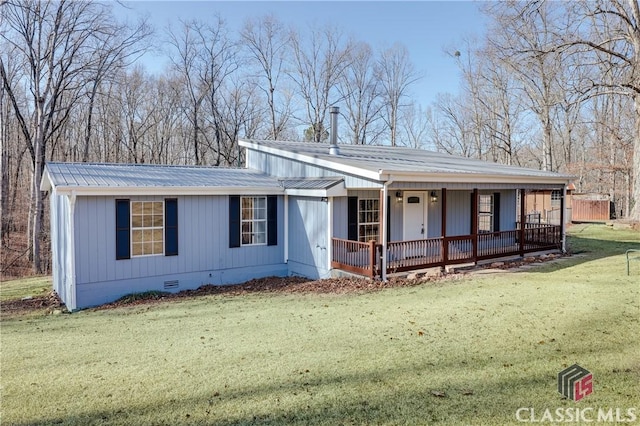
[484,1,564,171]
[288,25,353,142]
[337,41,384,145]
[377,43,421,146]
[0,0,149,273]
[241,15,292,140]
[560,0,640,219]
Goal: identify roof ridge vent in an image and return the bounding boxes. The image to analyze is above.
[329,106,340,155]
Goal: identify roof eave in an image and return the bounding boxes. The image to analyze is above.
[379,170,574,185]
[50,186,284,197]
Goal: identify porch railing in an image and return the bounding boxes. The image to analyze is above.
[331,238,378,278]
[331,224,562,278]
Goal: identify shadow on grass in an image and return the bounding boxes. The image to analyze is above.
[522,225,640,275]
[14,306,639,425]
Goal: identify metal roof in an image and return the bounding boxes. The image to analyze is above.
[240,139,573,184]
[42,162,282,195]
[279,177,344,190]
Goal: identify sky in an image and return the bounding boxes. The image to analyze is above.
[114,1,488,107]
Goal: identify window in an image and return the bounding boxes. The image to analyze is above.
[478,195,494,233]
[115,199,178,260]
[551,190,562,207]
[131,201,164,256]
[229,195,277,248]
[358,198,379,242]
[241,196,267,245]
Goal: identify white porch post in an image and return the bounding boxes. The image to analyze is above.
[284,194,289,263]
[327,196,333,275]
[381,182,391,281]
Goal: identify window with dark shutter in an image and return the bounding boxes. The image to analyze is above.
[115,199,130,260]
[165,198,178,256]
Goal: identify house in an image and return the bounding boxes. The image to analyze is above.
[42,113,572,310]
[524,184,574,225]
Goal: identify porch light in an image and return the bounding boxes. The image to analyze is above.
[430,191,438,203]
[395,191,403,203]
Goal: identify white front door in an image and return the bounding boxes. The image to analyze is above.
[403,192,427,241]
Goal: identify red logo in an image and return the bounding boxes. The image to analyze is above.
[573,373,593,401]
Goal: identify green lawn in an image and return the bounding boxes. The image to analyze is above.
[0,276,51,301]
[1,224,639,425]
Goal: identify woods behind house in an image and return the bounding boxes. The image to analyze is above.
[1,0,638,277]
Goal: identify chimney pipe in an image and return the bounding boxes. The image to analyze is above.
[329,106,340,155]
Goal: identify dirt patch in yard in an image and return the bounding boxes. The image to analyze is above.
[0,291,64,317]
[2,252,569,316]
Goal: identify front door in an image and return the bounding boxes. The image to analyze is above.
[403,192,427,241]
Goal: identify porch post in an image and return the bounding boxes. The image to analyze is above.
[441,188,447,264]
[381,183,389,281]
[471,188,478,262]
[284,194,289,263]
[327,196,333,273]
[519,188,526,257]
[560,185,566,252]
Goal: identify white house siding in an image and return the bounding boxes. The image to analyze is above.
[287,196,330,279]
[70,195,286,309]
[247,150,381,189]
[50,193,71,305]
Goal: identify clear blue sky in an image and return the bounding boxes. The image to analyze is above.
[115,1,487,107]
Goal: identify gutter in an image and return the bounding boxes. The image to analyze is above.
[380,174,394,282]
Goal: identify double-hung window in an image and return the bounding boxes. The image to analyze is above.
[241,196,267,245]
[131,201,164,256]
[478,194,494,233]
[115,198,178,260]
[358,198,380,242]
[551,190,562,208]
[229,195,277,248]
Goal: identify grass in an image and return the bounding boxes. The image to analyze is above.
[0,275,51,301]
[1,224,639,425]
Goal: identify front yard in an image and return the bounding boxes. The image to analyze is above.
[1,224,638,425]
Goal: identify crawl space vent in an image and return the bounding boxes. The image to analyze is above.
[163,280,179,290]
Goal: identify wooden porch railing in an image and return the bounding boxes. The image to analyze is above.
[331,238,378,278]
[331,224,562,279]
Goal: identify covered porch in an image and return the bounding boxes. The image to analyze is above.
[331,187,565,279]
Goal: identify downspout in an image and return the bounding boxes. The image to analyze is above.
[561,185,567,253]
[381,179,393,281]
[284,194,289,264]
[327,196,333,276]
[67,191,77,311]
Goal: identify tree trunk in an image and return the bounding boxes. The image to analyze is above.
[31,99,44,274]
[0,93,8,243]
[631,94,640,220]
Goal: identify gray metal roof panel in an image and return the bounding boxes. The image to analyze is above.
[44,162,282,189]
[279,177,344,190]
[243,140,573,180]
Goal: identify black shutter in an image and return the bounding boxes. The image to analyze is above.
[165,198,178,256]
[348,196,358,241]
[387,195,391,242]
[115,199,130,260]
[470,192,474,234]
[493,192,501,232]
[229,195,240,248]
[267,195,277,246]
